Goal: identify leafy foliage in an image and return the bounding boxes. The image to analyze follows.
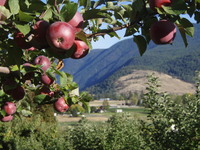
[140,73,200,150]
[0,115,71,150]
[67,114,143,150]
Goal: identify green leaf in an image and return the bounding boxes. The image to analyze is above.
[132,0,144,12]
[7,47,23,66]
[124,26,138,37]
[15,24,30,35]
[107,30,120,39]
[8,0,20,15]
[178,27,188,47]
[133,35,147,56]
[162,0,187,15]
[76,31,90,47]
[21,109,32,116]
[19,11,34,22]
[71,96,79,104]
[60,71,69,87]
[0,110,6,117]
[0,6,11,19]
[53,66,64,77]
[179,18,194,37]
[79,0,91,9]
[83,9,112,20]
[34,94,51,104]
[81,101,91,113]
[41,8,52,21]
[60,2,78,22]
[0,90,5,97]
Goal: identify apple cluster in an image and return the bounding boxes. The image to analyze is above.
[1,102,16,122]
[149,0,177,45]
[14,12,89,60]
[0,10,89,122]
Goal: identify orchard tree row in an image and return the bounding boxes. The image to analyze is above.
[0,0,198,122]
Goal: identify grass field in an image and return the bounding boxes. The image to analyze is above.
[57,100,148,127]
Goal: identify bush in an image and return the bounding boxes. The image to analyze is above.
[67,113,143,150]
[69,104,85,117]
[140,74,200,150]
[0,115,72,150]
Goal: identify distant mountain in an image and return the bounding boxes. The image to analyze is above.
[62,24,200,92]
[112,70,195,95]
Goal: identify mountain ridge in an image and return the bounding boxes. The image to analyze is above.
[62,24,200,92]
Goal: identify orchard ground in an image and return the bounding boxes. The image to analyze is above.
[56,100,147,126]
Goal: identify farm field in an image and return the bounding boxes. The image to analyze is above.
[57,100,148,126]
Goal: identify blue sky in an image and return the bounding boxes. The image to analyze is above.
[41,0,196,49]
[91,29,130,49]
[91,14,196,49]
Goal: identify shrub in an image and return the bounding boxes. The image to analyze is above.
[0,115,72,150]
[69,104,85,117]
[140,74,200,150]
[67,113,143,150]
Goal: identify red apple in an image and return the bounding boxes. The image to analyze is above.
[3,102,17,115]
[0,0,6,6]
[34,55,51,72]
[68,12,84,33]
[26,47,36,51]
[149,0,172,11]
[54,97,69,112]
[47,44,75,59]
[46,21,75,52]
[39,86,54,97]
[41,74,54,85]
[150,20,176,44]
[0,0,7,21]
[1,115,13,122]
[3,79,17,95]
[14,32,32,49]
[22,63,35,81]
[11,86,25,100]
[71,40,89,59]
[32,20,50,49]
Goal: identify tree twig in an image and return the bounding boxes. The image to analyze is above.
[86,23,131,38]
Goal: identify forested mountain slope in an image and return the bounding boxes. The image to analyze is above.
[62,24,200,91]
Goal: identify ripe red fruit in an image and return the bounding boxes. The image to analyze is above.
[54,97,69,112]
[14,32,32,49]
[1,115,13,122]
[46,21,75,51]
[68,12,84,33]
[41,74,54,85]
[11,86,25,100]
[150,20,176,44]
[39,86,54,97]
[71,40,89,59]
[26,46,36,51]
[3,79,17,95]
[32,20,50,49]
[0,0,6,6]
[0,0,7,21]
[149,0,172,11]
[34,55,51,72]
[22,63,35,80]
[3,102,17,115]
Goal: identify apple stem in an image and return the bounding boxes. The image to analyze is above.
[56,60,64,70]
